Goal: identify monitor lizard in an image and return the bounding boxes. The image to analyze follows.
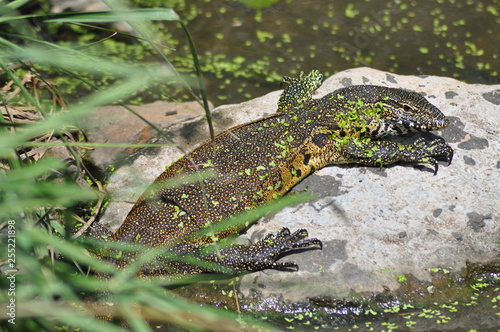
[98,70,453,277]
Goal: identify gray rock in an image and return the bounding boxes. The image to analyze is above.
[99,68,500,302]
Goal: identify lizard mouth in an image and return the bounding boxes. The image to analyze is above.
[435,116,450,129]
[397,113,450,133]
[412,116,450,131]
[377,116,449,137]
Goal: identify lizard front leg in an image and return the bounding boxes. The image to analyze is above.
[136,228,322,276]
[338,137,453,174]
[209,228,322,272]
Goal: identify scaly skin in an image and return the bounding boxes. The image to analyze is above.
[104,70,453,276]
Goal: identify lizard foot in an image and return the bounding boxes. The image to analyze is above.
[215,227,322,273]
[412,138,454,175]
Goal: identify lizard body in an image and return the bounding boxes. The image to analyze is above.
[105,71,453,276]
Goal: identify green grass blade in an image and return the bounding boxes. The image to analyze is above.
[46,8,180,23]
[0,67,173,155]
[180,21,215,139]
[0,0,30,15]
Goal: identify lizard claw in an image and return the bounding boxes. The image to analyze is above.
[251,227,322,270]
[269,227,323,251]
[412,138,454,175]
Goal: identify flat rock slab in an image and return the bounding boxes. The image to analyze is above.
[99,67,499,302]
[80,100,206,172]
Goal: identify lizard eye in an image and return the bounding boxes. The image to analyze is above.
[403,105,413,112]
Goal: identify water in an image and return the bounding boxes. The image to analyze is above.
[162,0,499,105]
[170,264,499,331]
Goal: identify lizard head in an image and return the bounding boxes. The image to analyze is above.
[364,86,450,137]
[332,85,450,137]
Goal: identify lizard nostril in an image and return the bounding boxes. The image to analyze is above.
[442,117,450,127]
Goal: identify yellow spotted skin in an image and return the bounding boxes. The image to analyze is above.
[108,70,453,275]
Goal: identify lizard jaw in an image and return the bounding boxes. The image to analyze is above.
[374,116,450,137]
